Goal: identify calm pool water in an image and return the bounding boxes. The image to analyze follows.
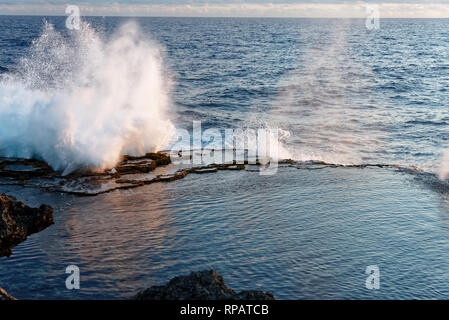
[1,165,449,299]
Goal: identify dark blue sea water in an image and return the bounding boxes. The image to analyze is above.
[1,16,449,299]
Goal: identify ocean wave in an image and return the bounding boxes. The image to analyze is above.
[0,20,175,175]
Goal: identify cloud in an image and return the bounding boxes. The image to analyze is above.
[1,1,449,18]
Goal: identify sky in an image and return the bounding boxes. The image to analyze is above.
[1,1,449,18]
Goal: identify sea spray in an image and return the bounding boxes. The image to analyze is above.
[0,21,175,175]
[438,149,449,180]
[267,20,380,165]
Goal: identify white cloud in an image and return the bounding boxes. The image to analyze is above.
[1,2,449,18]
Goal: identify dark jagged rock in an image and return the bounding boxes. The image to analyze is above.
[0,287,16,300]
[117,153,171,175]
[124,152,171,166]
[0,152,256,196]
[0,158,53,180]
[133,270,275,300]
[0,194,54,257]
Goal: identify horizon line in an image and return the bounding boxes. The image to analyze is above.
[1,14,449,19]
[2,2,449,19]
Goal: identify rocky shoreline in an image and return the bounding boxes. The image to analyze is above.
[0,194,54,257]
[0,151,293,196]
[134,270,275,300]
[0,194,54,300]
[0,287,16,300]
[0,154,276,300]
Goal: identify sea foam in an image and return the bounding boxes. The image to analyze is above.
[0,21,175,175]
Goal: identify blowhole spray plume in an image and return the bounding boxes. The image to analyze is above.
[0,21,175,175]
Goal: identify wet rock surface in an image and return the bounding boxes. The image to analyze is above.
[0,151,399,198]
[0,194,54,257]
[0,152,259,196]
[0,287,16,300]
[0,158,53,180]
[133,270,275,300]
[0,153,173,195]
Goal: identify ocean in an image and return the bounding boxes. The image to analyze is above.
[1,16,449,299]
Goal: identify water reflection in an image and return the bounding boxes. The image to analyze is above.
[3,167,449,299]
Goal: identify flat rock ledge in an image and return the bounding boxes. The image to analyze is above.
[133,270,275,300]
[0,287,16,300]
[0,194,54,258]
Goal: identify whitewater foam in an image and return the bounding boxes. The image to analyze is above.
[0,20,175,175]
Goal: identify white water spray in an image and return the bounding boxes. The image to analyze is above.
[0,21,175,175]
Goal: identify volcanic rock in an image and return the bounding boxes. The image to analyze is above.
[0,287,16,300]
[133,270,275,300]
[0,194,54,257]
